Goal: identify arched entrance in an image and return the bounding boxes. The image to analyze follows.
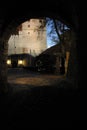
[0,2,79,94]
[1,1,85,129]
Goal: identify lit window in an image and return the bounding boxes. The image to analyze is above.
[7,59,11,65]
[18,60,23,65]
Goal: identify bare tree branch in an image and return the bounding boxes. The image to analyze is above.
[53,19,62,42]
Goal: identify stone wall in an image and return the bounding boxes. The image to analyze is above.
[0,39,8,93]
[8,19,47,56]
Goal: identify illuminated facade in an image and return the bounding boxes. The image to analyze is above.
[8,19,47,56]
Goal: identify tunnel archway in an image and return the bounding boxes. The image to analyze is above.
[1,1,86,129]
[0,1,79,94]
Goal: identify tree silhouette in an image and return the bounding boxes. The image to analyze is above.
[46,17,70,45]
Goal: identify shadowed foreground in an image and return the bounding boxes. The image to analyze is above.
[1,80,87,128]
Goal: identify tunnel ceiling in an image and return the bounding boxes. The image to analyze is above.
[0,0,80,36]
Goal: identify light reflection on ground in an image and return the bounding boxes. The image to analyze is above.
[8,68,65,86]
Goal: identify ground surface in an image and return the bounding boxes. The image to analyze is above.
[7,68,66,91]
[1,68,86,128]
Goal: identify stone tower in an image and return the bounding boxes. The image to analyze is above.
[8,18,47,56]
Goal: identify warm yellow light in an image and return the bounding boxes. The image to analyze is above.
[7,60,11,65]
[18,60,23,65]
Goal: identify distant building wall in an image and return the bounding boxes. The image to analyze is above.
[8,19,47,56]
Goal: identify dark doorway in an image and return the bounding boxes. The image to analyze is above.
[11,60,18,68]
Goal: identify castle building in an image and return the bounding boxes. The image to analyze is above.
[8,18,47,56]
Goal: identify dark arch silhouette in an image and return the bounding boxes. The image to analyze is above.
[0,1,86,128]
